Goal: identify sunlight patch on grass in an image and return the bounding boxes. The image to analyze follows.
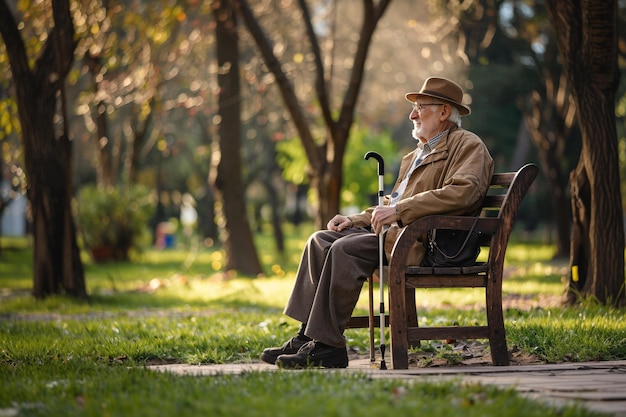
[505,243,558,264]
[503,278,564,297]
[503,260,568,297]
[508,306,626,362]
[0,273,298,315]
[180,275,296,308]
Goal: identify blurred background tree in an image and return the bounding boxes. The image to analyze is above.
[211,0,263,275]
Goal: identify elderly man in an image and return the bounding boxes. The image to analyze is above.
[262,77,494,368]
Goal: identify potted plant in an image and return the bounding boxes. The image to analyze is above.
[75,184,156,262]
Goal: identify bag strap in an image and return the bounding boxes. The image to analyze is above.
[429,216,479,260]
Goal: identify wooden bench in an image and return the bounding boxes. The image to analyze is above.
[347,163,538,369]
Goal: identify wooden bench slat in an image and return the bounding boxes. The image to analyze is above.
[406,264,490,275]
[407,326,491,341]
[482,195,506,208]
[346,315,389,329]
[490,172,516,186]
[405,275,487,288]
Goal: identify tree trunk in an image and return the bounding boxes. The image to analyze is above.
[259,133,284,253]
[313,151,344,227]
[567,160,591,304]
[0,0,87,299]
[85,52,115,187]
[524,100,571,258]
[547,0,625,306]
[211,0,263,276]
[127,97,155,185]
[524,44,576,259]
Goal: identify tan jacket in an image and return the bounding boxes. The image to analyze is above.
[348,125,494,264]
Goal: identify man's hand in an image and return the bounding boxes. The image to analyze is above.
[327,214,352,232]
[371,206,400,235]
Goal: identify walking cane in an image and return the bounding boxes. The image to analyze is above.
[364,151,387,370]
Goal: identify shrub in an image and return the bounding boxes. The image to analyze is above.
[75,184,156,262]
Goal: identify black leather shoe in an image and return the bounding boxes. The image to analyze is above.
[260,337,310,365]
[275,341,348,369]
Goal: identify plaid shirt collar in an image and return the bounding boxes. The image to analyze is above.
[417,129,448,153]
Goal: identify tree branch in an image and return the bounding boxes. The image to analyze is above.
[235,0,322,171]
[32,0,76,93]
[337,0,391,138]
[297,0,335,130]
[0,0,32,86]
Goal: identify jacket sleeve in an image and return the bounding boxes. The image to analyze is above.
[347,195,390,228]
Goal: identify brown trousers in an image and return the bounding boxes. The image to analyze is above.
[283,227,379,348]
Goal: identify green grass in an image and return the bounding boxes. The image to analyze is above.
[0,366,600,417]
[0,363,594,417]
[0,229,623,417]
[507,305,626,362]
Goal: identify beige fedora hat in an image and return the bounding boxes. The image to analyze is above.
[405,77,471,116]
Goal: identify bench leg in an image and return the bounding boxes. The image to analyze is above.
[487,280,509,366]
[389,271,409,369]
[405,288,418,328]
[405,288,422,349]
[487,312,509,365]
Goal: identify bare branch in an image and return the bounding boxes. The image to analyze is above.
[0,0,32,86]
[235,0,322,171]
[337,0,391,138]
[297,0,335,130]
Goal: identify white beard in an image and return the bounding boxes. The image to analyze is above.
[412,127,419,141]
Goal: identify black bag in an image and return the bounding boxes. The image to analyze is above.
[423,222,481,267]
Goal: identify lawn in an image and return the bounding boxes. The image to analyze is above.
[1,226,624,416]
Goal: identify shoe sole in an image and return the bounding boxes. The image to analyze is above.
[260,348,303,365]
[275,357,348,369]
[260,352,279,365]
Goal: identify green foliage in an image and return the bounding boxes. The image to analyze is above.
[75,184,156,262]
[341,126,399,210]
[276,126,399,211]
[275,137,309,186]
[0,98,20,140]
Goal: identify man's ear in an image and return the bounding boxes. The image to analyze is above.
[440,104,450,121]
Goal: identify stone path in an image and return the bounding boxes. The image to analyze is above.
[150,359,626,416]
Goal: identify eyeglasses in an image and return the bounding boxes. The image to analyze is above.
[411,103,444,113]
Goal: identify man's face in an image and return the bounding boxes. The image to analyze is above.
[409,101,445,142]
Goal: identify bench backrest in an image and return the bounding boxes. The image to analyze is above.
[481,163,539,273]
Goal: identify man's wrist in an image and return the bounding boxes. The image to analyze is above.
[395,205,404,227]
